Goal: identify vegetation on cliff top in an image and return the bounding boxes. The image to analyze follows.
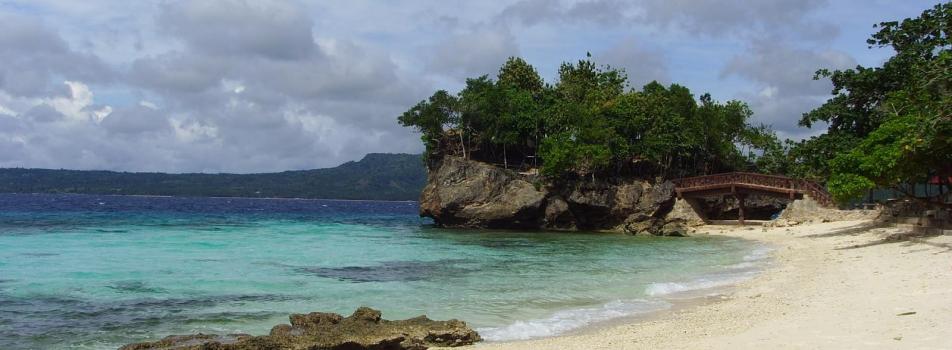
[399,3,951,206]
[399,56,779,180]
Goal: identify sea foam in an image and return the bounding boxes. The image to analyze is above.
[477,299,671,341]
[644,273,753,296]
[645,244,772,297]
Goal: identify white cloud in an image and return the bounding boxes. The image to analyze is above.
[44,81,99,122]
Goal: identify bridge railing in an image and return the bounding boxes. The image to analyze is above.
[673,172,834,207]
[802,180,834,207]
[674,172,799,190]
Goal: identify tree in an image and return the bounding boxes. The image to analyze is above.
[398,55,767,181]
[498,56,544,94]
[827,51,952,205]
[397,90,458,158]
[539,58,626,177]
[805,3,952,205]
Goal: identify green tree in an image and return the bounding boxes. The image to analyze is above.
[808,3,952,205]
[498,56,544,94]
[398,90,459,158]
[539,58,626,177]
[398,55,768,182]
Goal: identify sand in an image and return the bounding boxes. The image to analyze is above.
[471,219,952,349]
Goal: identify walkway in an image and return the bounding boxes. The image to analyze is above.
[673,172,834,224]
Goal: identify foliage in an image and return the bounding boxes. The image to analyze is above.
[397,90,458,158]
[0,154,427,201]
[797,2,952,204]
[398,56,776,180]
[498,57,544,93]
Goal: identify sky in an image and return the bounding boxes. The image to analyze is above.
[0,0,938,173]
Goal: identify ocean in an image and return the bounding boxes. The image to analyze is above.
[0,193,768,349]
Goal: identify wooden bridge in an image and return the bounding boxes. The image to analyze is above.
[673,172,834,224]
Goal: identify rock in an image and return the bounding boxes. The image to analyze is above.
[638,181,676,217]
[771,197,879,225]
[120,307,481,350]
[666,198,707,227]
[543,196,576,229]
[660,219,689,237]
[419,156,546,228]
[120,334,252,350]
[624,214,661,235]
[420,156,679,232]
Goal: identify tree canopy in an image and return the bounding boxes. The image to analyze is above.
[399,55,776,180]
[793,2,952,205]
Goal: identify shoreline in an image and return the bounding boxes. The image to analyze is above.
[465,219,952,349]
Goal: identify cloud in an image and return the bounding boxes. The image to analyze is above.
[494,0,835,41]
[596,38,669,88]
[0,0,924,171]
[157,0,318,60]
[0,0,430,172]
[722,41,856,97]
[100,104,171,135]
[637,0,837,40]
[117,0,427,171]
[496,0,631,26]
[722,41,857,139]
[20,104,66,123]
[427,26,520,80]
[0,13,113,97]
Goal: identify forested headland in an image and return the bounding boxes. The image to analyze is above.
[399,3,951,207]
[0,153,426,201]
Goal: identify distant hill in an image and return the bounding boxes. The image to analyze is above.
[0,153,426,201]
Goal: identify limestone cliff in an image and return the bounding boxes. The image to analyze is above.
[419,156,687,235]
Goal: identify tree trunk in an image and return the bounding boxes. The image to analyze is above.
[503,145,508,169]
[459,130,466,159]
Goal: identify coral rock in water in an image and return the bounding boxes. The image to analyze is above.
[119,307,481,350]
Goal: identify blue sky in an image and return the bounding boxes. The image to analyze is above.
[0,0,939,172]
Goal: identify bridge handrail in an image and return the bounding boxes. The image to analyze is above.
[675,171,799,183]
[673,172,834,207]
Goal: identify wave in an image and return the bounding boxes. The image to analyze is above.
[644,273,753,297]
[723,245,774,270]
[646,245,772,297]
[477,299,671,341]
[743,245,774,262]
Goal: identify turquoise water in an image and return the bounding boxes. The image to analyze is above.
[0,194,766,349]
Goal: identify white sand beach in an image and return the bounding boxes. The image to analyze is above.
[472,219,952,349]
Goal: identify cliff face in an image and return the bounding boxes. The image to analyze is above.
[419,156,687,235]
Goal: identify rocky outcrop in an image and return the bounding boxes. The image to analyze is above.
[766,196,879,227]
[666,198,708,227]
[419,156,546,228]
[420,156,685,235]
[120,307,480,350]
